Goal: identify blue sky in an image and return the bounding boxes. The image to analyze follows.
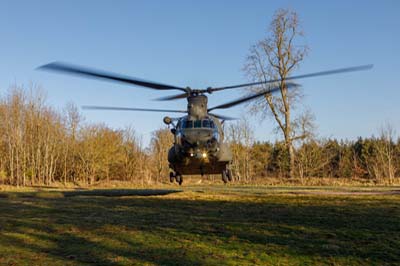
[0,0,399,145]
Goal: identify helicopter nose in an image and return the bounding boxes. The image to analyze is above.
[182,129,213,144]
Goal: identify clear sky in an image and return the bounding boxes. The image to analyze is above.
[0,0,399,145]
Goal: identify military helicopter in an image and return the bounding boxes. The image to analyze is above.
[39,62,372,184]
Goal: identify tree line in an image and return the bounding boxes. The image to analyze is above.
[227,120,399,184]
[0,86,397,186]
[0,86,167,186]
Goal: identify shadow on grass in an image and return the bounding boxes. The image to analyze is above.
[0,189,182,199]
[0,192,399,265]
[64,189,183,197]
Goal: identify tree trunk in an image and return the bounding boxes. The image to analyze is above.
[288,143,295,178]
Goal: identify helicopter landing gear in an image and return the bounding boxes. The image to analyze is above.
[222,171,228,183]
[170,171,183,185]
[226,169,232,182]
[221,169,232,183]
[175,173,183,185]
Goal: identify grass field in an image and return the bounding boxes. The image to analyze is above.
[0,186,399,266]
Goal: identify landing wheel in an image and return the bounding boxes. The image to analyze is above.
[169,172,175,183]
[226,169,232,182]
[221,170,228,183]
[175,173,183,186]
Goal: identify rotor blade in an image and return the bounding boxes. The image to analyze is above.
[82,105,187,113]
[38,62,188,92]
[209,113,237,120]
[210,64,373,91]
[155,92,189,101]
[208,83,298,111]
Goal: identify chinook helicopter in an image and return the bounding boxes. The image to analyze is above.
[39,62,372,184]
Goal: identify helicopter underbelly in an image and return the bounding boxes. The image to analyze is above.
[172,159,229,175]
[168,143,232,175]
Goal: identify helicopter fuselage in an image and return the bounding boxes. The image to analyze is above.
[166,95,232,177]
[167,115,232,175]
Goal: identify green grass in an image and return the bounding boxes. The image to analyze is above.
[0,186,399,266]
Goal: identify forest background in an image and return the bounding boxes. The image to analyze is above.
[0,85,398,187]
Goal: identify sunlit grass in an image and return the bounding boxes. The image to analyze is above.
[0,186,399,265]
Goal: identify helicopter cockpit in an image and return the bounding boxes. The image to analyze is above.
[176,117,220,148]
[180,118,215,129]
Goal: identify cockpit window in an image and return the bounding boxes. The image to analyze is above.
[202,120,210,128]
[203,120,215,128]
[183,120,193,128]
[194,120,202,128]
[181,119,215,129]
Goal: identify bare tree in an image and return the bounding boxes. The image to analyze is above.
[375,123,396,183]
[61,103,82,184]
[295,139,336,182]
[225,119,254,181]
[150,128,173,183]
[244,8,309,178]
